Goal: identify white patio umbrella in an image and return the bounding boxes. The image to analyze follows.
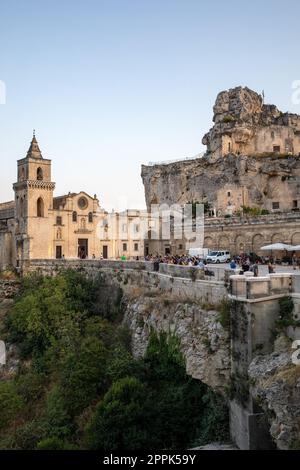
[287,245,300,251]
[260,243,292,251]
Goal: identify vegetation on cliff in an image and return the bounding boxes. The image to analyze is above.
[0,270,228,450]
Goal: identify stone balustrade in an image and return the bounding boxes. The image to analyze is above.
[27,258,228,304]
[29,258,153,272]
[204,211,300,227]
[28,259,232,283]
[230,272,294,299]
[158,262,233,282]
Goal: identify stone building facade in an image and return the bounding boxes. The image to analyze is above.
[142,211,300,257]
[0,135,148,270]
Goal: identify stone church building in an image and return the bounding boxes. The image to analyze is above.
[0,135,147,270]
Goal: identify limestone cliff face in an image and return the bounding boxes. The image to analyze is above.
[142,153,300,214]
[123,294,230,392]
[142,86,300,215]
[249,336,300,450]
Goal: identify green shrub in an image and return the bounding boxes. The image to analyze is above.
[193,390,229,446]
[37,437,78,450]
[242,206,265,217]
[0,381,23,430]
[16,372,45,403]
[223,115,235,123]
[42,386,72,438]
[217,299,231,331]
[13,420,47,450]
[86,377,149,450]
[276,296,298,328]
[1,272,230,450]
[59,337,108,415]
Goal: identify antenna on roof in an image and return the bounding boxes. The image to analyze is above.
[262,90,265,104]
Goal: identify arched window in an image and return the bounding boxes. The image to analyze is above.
[37,167,43,181]
[20,197,24,218]
[72,211,77,222]
[88,212,93,223]
[37,197,44,217]
[21,167,25,181]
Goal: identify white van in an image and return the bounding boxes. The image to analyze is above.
[206,251,231,264]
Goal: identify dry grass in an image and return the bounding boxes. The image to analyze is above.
[261,364,300,389]
[276,364,300,386]
[0,270,17,280]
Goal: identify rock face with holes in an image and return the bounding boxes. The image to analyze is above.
[203,86,300,161]
[142,86,300,219]
[0,280,20,299]
[123,294,231,392]
[142,152,300,215]
[249,335,300,450]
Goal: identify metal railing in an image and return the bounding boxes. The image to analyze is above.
[147,152,206,166]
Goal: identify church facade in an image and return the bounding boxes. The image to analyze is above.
[0,135,148,270]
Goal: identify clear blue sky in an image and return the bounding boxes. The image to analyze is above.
[1,0,300,210]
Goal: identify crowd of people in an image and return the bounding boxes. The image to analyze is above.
[145,254,206,266]
[144,252,286,277]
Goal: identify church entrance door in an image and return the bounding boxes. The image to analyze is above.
[78,239,88,259]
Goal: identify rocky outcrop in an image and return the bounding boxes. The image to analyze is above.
[193,443,237,450]
[0,280,20,299]
[123,294,230,392]
[142,86,300,215]
[203,86,300,160]
[142,153,300,213]
[249,335,300,450]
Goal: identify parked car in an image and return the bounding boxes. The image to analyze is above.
[206,251,231,264]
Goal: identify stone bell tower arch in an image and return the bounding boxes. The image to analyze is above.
[13,132,56,268]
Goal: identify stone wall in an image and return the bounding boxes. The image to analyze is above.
[0,232,13,270]
[27,259,228,305]
[0,279,20,299]
[204,212,300,255]
[144,209,300,257]
[229,273,300,450]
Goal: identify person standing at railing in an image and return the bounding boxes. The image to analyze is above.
[250,262,258,277]
[268,262,275,274]
[197,260,205,269]
[230,259,237,269]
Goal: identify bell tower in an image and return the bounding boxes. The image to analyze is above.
[13,132,56,267]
